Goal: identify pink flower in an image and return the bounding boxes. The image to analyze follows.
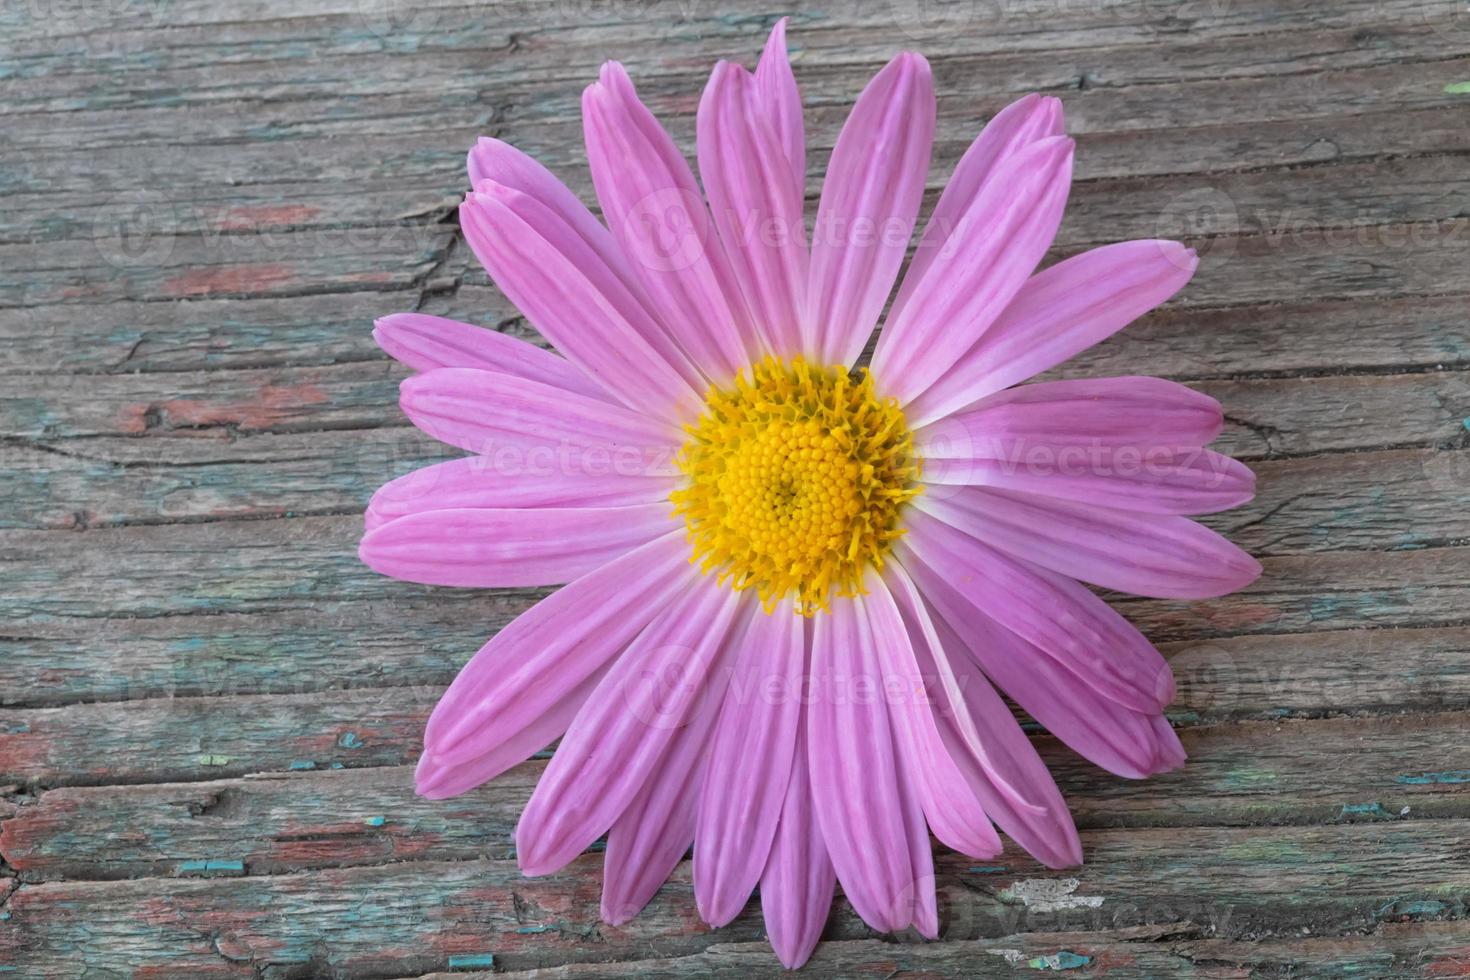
[360,19,1259,969]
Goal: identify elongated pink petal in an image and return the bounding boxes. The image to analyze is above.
[694,601,804,927]
[918,376,1224,458]
[807,595,913,933]
[872,136,1074,404]
[864,576,1003,861]
[908,554,1186,780]
[398,368,680,463]
[755,17,805,198]
[699,61,810,360]
[359,503,676,588]
[602,599,750,925]
[516,581,743,876]
[466,136,635,286]
[808,53,934,365]
[888,93,1064,327]
[921,449,1255,516]
[373,313,611,402]
[902,510,1175,713]
[584,62,755,382]
[460,184,703,419]
[415,662,610,800]
[761,717,835,970]
[920,486,1262,600]
[364,456,675,532]
[908,241,1198,425]
[420,531,695,766]
[885,560,1082,868]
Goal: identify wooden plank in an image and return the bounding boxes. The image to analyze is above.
[476,925,1470,979]
[2,370,1464,533]
[5,19,1465,243]
[2,821,1466,975]
[3,712,1467,881]
[3,620,1469,787]
[4,348,1465,454]
[2,511,1467,628]
[4,6,1463,153]
[0,223,457,309]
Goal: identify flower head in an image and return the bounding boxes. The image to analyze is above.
[360,18,1259,969]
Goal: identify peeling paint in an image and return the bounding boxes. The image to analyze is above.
[447,952,496,969]
[1397,770,1470,785]
[998,878,1104,913]
[176,859,245,876]
[1029,951,1092,971]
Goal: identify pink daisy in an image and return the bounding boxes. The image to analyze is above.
[360,19,1260,969]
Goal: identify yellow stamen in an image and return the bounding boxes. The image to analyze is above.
[671,356,922,615]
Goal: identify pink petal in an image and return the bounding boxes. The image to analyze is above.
[584,62,756,382]
[694,601,804,927]
[466,136,634,286]
[515,581,743,876]
[415,662,610,800]
[807,595,914,933]
[398,368,680,461]
[358,503,676,588]
[602,599,749,925]
[864,576,1003,861]
[373,313,611,402]
[698,61,810,360]
[907,241,1199,425]
[918,376,1225,458]
[460,184,703,419]
[364,456,676,532]
[807,53,935,366]
[755,18,805,198]
[871,135,1074,405]
[885,560,1082,869]
[910,555,1186,780]
[921,449,1255,516]
[901,510,1175,713]
[888,94,1064,327]
[919,485,1262,600]
[760,720,836,970]
[420,530,695,767]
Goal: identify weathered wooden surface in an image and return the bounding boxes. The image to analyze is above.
[3,0,1469,976]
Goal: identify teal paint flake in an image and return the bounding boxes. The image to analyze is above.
[337,731,365,749]
[1398,770,1470,785]
[448,953,496,969]
[365,815,386,827]
[1378,898,1448,919]
[1340,802,1392,819]
[968,865,1008,874]
[515,925,551,934]
[288,759,317,771]
[177,859,246,876]
[1028,950,1092,970]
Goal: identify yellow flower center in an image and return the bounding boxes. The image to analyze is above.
[671,356,922,615]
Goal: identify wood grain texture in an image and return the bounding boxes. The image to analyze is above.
[3,0,1469,975]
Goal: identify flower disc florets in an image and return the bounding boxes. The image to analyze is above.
[672,356,922,614]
